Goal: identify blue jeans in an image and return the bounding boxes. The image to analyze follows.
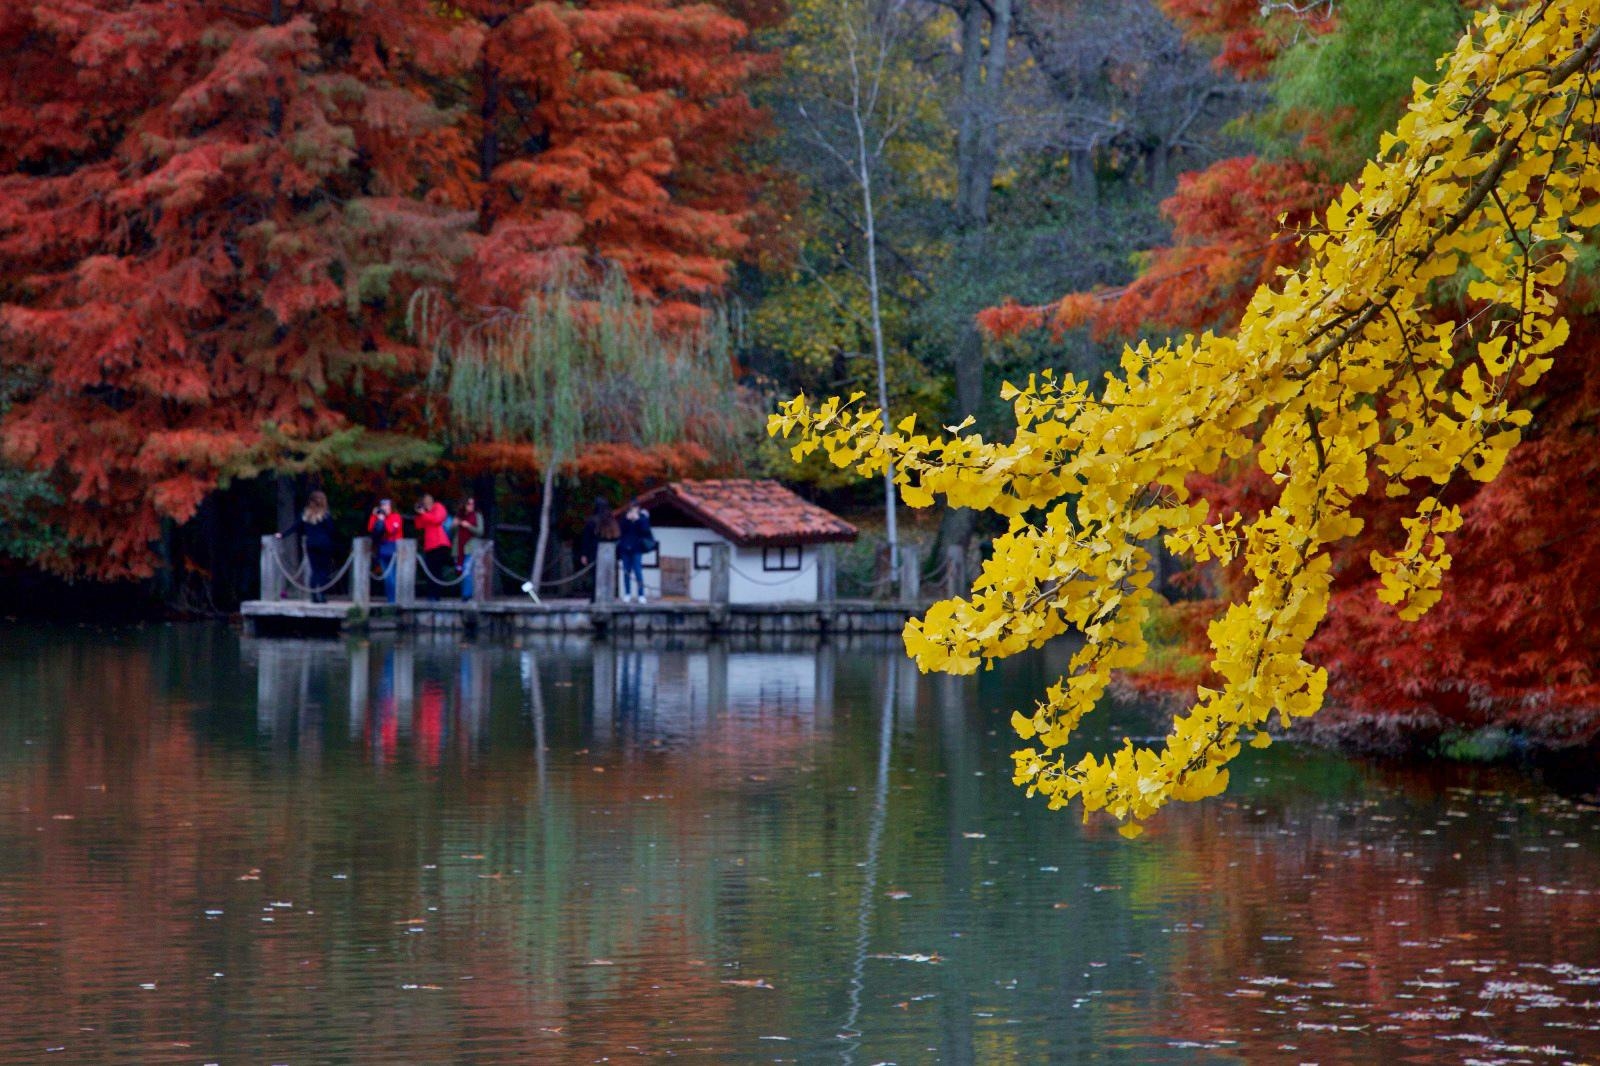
[376,541,397,603]
[459,554,474,600]
[619,550,645,598]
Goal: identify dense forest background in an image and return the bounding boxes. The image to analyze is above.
[3,0,1597,745]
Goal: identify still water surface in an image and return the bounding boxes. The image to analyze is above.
[1,624,1598,1064]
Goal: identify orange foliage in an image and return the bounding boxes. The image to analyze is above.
[0,0,771,578]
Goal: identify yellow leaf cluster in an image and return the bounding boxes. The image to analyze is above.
[768,2,1600,833]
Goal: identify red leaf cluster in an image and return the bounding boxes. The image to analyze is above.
[0,0,769,578]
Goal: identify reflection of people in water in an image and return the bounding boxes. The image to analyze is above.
[616,649,645,736]
[370,648,399,764]
[415,680,445,767]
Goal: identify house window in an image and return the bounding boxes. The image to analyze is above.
[762,545,802,572]
[693,542,720,571]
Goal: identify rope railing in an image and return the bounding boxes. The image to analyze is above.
[416,552,472,587]
[272,547,356,595]
[495,557,596,589]
[494,557,532,585]
[537,561,596,588]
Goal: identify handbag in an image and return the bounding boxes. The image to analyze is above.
[640,535,659,555]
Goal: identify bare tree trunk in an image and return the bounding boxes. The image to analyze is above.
[855,110,899,571]
[941,0,1012,556]
[530,459,558,597]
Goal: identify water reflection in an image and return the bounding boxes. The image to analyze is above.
[2,624,1598,1064]
[251,636,853,763]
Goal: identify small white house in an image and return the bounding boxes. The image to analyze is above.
[623,480,857,604]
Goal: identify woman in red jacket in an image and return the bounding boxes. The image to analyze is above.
[367,498,405,603]
[413,493,453,600]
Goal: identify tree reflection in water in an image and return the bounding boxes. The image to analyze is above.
[0,625,1598,1062]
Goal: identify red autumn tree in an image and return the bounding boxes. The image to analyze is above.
[441,0,768,321]
[0,0,474,578]
[1,0,773,581]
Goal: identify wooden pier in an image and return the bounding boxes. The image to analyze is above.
[240,596,925,636]
[242,534,946,637]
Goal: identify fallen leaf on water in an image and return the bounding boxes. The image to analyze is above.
[962,832,986,839]
[869,953,943,965]
[587,959,615,966]
[721,978,775,989]
[885,890,912,900]
[539,1027,564,1035]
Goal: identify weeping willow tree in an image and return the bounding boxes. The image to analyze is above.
[410,265,746,590]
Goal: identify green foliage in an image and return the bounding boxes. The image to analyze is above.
[1266,0,1469,167]
[412,265,747,468]
[0,366,66,563]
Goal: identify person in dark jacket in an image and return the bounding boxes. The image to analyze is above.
[577,497,620,600]
[616,501,653,604]
[277,490,336,602]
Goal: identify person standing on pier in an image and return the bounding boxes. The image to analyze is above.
[616,501,654,604]
[276,490,336,603]
[577,497,619,601]
[454,497,485,600]
[414,493,453,600]
[368,498,404,603]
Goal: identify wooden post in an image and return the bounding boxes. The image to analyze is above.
[898,544,920,603]
[260,535,285,601]
[815,543,837,604]
[395,540,418,607]
[351,537,372,608]
[709,543,731,605]
[595,541,618,604]
[471,539,494,604]
[283,533,308,601]
[944,543,966,597]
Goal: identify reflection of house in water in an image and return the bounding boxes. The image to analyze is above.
[252,635,898,763]
[587,644,837,747]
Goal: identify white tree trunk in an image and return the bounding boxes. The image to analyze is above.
[855,91,898,572]
[529,459,559,599]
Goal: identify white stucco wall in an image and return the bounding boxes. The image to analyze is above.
[617,524,821,603]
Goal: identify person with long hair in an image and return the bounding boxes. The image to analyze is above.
[277,490,336,603]
[454,496,485,600]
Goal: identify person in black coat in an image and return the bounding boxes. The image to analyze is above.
[615,501,654,603]
[276,490,337,602]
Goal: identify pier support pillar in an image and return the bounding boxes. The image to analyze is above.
[471,539,495,604]
[815,544,837,604]
[352,538,372,608]
[260,535,286,601]
[710,544,731,605]
[898,544,920,603]
[395,540,418,607]
[596,542,618,605]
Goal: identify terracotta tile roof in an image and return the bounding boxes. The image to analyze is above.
[634,479,858,547]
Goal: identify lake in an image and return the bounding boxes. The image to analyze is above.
[1,623,1598,1063]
